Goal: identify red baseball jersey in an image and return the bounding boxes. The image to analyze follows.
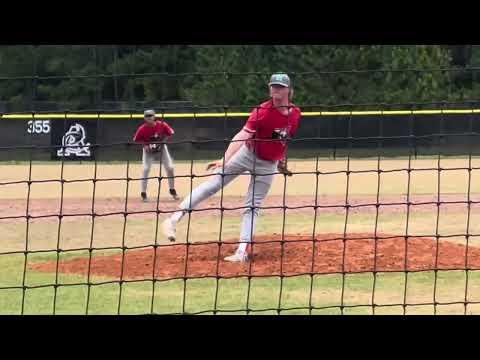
[133,120,174,143]
[244,100,301,161]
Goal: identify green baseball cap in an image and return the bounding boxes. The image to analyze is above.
[269,73,290,87]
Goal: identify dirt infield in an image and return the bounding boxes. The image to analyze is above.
[2,194,480,222]
[31,233,480,280]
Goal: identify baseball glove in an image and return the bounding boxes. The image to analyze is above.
[147,143,162,153]
[277,159,293,176]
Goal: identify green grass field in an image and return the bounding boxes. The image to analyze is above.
[1,157,480,314]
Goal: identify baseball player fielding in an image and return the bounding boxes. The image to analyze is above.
[133,109,180,202]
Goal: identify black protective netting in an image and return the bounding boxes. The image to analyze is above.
[1,66,480,315]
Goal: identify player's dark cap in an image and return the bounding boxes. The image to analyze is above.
[269,73,290,87]
[144,109,155,117]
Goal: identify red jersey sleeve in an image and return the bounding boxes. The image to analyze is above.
[160,121,174,137]
[243,106,265,134]
[133,125,145,142]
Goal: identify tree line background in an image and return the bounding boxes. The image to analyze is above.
[0,45,478,112]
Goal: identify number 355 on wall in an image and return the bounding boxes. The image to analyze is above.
[27,120,51,134]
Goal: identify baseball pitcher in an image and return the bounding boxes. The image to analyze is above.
[162,73,301,262]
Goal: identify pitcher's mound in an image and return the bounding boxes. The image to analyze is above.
[30,233,480,280]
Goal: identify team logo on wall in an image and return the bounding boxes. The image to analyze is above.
[51,120,96,160]
[57,123,91,157]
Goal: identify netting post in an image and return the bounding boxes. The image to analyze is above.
[371,108,384,314]
[85,111,101,315]
[181,105,198,314]
[308,156,321,314]
[245,104,260,316]
[463,106,474,314]
[276,133,289,315]
[432,102,446,315]
[402,108,415,315]
[150,105,167,314]
[20,111,35,314]
[212,105,230,315]
[116,113,133,315]
[339,109,353,315]
[52,110,69,314]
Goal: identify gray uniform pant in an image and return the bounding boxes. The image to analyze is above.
[179,145,277,244]
[142,145,175,193]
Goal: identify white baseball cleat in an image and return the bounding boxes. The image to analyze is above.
[162,218,176,242]
[224,252,249,263]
